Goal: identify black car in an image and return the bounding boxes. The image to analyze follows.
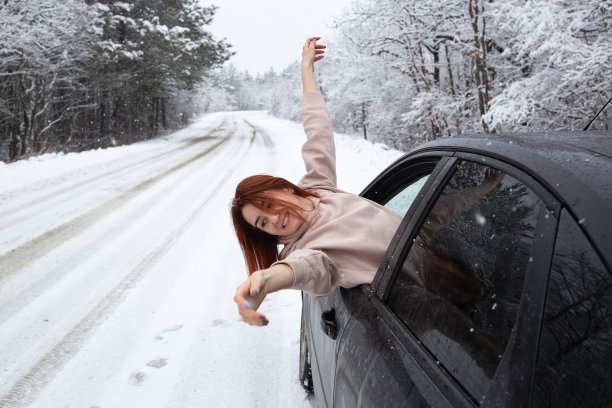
[299,131,612,408]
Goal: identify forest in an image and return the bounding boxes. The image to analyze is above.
[0,0,231,162]
[1,0,611,161]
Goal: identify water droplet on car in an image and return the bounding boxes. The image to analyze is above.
[469,328,474,333]
[579,218,586,224]
[475,212,486,225]
[491,302,498,310]
[528,257,533,262]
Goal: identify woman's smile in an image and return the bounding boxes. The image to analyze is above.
[240,189,314,237]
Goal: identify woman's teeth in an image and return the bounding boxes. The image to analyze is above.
[282,214,289,227]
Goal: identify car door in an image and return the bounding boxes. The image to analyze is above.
[303,286,354,408]
[330,155,464,407]
[304,153,445,408]
[335,155,560,407]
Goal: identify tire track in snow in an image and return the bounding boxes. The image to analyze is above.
[0,118,228,231]
[0,125,240,325]
[0,123,232,282]
[0,118,257,408]
[244,118,275,148]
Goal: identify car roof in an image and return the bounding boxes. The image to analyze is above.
[405,130,612,269]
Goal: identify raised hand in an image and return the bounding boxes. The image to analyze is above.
[302,36,326,69]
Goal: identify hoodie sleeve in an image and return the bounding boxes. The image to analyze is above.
[272,248,338,297]
[298,91,337,190]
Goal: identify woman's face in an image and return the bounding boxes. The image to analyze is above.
[241,189,310,237]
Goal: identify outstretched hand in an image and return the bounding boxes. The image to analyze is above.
[234,270,269,326]
[302,36,326,70]
[233,264,295,327]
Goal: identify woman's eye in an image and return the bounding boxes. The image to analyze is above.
[261,219,267,228]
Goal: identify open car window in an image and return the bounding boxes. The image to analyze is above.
[383,174,430,217]
[360,157,440,210]
[386,160,546,402]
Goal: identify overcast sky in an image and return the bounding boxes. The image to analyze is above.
[205,0,354,75]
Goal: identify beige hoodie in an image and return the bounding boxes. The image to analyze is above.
[273,91,403,296]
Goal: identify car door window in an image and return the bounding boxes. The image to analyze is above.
[533,209,611,408]
[386,160,545,402]
[383,174,430,217]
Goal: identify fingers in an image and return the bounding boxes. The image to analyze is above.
[234,275,269,327]
[234,291,269,326]
[305,37,326,49]
[313,43,326,63]
[240,298,270,326]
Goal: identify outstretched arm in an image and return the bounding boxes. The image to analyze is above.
[302,36,326,93]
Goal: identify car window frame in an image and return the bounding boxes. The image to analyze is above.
[368,151,561,407]
[361,153,455,298]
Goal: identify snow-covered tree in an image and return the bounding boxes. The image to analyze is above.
[484,0,612,131]
[333,0,502,144]
[87,0,232,141]
[0,0,98,159]
[0,0,231,161]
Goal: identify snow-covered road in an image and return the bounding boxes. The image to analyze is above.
[0,111,402,408]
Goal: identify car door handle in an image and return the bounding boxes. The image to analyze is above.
[320,309,338,340]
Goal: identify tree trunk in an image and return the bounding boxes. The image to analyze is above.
[445,43,456,96]
[361,102,367,140]
[161,97,167,129]
[469,0,491,133]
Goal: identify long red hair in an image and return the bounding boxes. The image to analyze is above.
[231,175,319,275]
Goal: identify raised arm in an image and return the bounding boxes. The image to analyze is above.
[298,37,337,190]
[302,36,325,93]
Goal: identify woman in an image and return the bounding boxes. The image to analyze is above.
[231,37,403,326]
